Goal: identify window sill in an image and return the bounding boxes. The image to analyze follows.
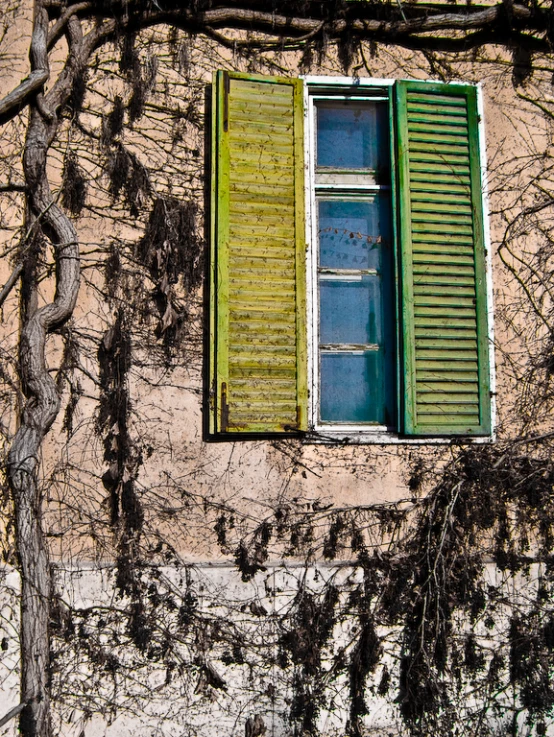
[304,428,494,445]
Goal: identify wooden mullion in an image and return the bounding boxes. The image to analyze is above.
[395,81,417,435]
[466,86,492,435]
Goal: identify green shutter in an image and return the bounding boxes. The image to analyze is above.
[395,81,491,436]
[210,71,307,434]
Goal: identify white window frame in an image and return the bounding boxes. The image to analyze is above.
[302,76,496,444]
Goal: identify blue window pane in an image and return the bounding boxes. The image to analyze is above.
[318,198,391,271]
[319,277,382,345]
[320,352,385,423]
[316,102,388,170]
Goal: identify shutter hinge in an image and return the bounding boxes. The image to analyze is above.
[283,406,301,432]
[208,378,215,410]
[223,71,230,132]
[220,381,229,433]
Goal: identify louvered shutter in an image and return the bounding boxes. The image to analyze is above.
[395,81,491,436]
[210,72,307,434]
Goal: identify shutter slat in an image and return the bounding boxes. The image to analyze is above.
[397,81,491,436]
[414,297,476,309]
[231,250,296,262]
[414,286,476,296]
[410,143,471,157]
[409,133,470,145]
[412,254,475,265]
[407,93,466,107]
[411,202,472,214]
[229,194,294,207]
[418,383,479,393]
[413,231,473,242]
[410,153,470,166]
[418,371,479,382]
[405,114,469,126]
[412,214,473,225]
[230,183,296,196]
[412,246,475,257]
[410,163,471,176]
[414,316,477,328]
[407,107,468,119]
[411,182,470,194]
[409,124,469,136]
[231,309,296,321]
[415,329,478,338]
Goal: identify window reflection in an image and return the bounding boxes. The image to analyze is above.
[319,278,382,346]
[320,353,385,423]
[318,198,390,271]
[316,101,388,171]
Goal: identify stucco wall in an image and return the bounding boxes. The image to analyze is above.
[2,8,553,736]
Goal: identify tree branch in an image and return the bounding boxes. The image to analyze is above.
[194,2,533,37]
[0,263,23,309]
[0,703,27,730]
[47,1,92,49]
[0,70,49,126]
[47,0,546,60]
[0,182,26,192]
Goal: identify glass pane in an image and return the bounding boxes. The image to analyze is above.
[316,101,389,172]
[320,352,385,423]
[319,276,382,345]
[318,198,391,271]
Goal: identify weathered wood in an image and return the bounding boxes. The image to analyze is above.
[211,72,307,434]
[396,81,490,436]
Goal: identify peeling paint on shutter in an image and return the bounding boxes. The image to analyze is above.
[396,81,491,436]
[210,72,307,434]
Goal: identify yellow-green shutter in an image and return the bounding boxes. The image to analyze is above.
[210,71,307,434]
[395,81,491,436]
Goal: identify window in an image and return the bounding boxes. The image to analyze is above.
[209,72,492,440]
[308,87,396,432]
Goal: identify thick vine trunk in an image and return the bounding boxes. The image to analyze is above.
[6,4,80,736]
[8,458,52,737]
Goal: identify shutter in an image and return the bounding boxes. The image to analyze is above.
[210,72,307,434]
[395,81,491,436]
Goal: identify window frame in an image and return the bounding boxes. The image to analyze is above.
[302,75,495,443]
